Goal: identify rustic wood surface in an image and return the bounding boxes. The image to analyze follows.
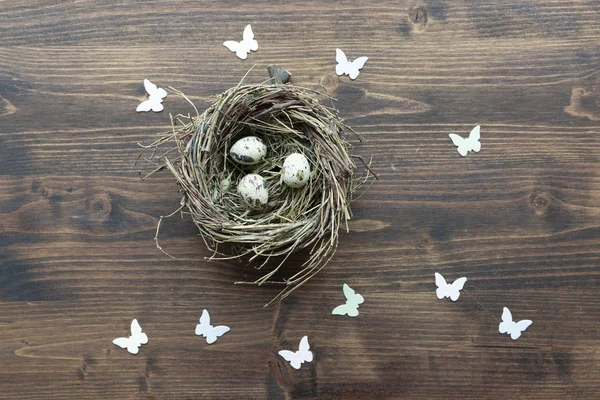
[1,0,599,399]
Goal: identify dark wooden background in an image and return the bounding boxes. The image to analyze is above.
[1,1,599,399]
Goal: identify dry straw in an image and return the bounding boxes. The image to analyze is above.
[141,76,374,304]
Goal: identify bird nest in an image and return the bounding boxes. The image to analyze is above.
[141,81,373,303]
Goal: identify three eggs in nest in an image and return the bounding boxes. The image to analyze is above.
[229,136,311,208]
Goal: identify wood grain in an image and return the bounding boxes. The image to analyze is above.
[1,0,599,398]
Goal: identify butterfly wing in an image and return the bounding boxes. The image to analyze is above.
[290,359,302,370]
[352,56,369,70]
[299,336,310,353]
[501,307,512,323]
[200,310,211,326]
[113,337,140,354]
[130,319,142,336]
[129,319,148,346]
[448,134,468,156]
[516,320,532,330]
[213,326,231,337]
[469,125,480,141]
[278,350,295,361]
[434,272,447,288]
[335,48,348,65]
[343,284,364,306]
[112,337,130,349]
[141,333,149,345]
[196,309,212,336]
[205,332,217,344]
[223,40,240,53]
[144,79,167,98]
[348,57,368,79]
[335,48,349,76]
[448,277,467,301]
[512,320,533,340]
[243,24,254,42]
[332,304,349,316]
[345,306,359,317]
[137,99,156,112]
[435,287,446,299]
[205,326,230,344]
[149,101,164,112]
[448,134,464,147]
[355,293,365,305]
[468,126,481,152]
[278,350,301,369]
[298,336,313,363]
[448,289,460,302]
[236,48,249,60]
[143,79,157,95]
[133,331,148,345]
[149,88,167,101]
[127,343,140,354]
[242,24,258,51]
[303,349,314,363]
[499,307,513,334]
[434,272,448,299]
[451,277,468,291]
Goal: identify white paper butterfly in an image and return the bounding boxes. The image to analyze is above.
[335,48,368,80]
[499,307,532,340]
[278,336,313,370]
[435,272,467,302]
[195,309,230,344]
[112,319,148,354]
[449,125,481,157]
[223,24,258,60]
[332,283,364,317]
[136,79,167,113]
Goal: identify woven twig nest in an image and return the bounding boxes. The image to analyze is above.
[144,80,372,302]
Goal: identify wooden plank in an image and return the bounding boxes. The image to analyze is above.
[0,291,598,399]
[1,0,599,45]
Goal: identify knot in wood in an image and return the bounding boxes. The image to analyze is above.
[319,73,339,93]
[408,7,427,26]
[85,193,112,221]
[529,191,551,216]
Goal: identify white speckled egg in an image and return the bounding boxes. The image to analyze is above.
[237,174,269,207]
[282,153,311,188]
[229,136,266,165]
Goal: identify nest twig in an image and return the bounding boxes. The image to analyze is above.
[141,81,373,304]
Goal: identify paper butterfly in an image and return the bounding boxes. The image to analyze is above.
[335,48,368,80]
[332,283,364,317]
[499,307,532,340]
[223,24,258,60]
[112,319,148,354]
[195,309,230,344]
[278,336,313,370]
[136,79,167,113]
[435,272,467,302]
[448,125,481,157]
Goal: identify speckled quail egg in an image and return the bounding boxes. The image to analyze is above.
[282,153,311,188]
[237,173,269,207]
[229,136,267,165]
